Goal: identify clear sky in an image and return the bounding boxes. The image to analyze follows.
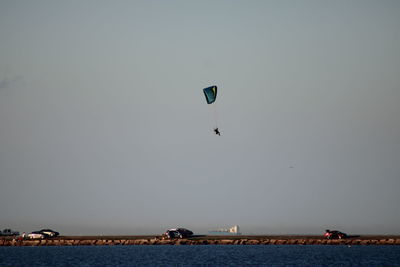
[1,1,399,235]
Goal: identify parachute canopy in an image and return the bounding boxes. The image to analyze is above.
[203,86,217,104]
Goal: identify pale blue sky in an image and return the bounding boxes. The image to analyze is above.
[1,1,399,235]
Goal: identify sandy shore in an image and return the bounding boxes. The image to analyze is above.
[1,235,400,246]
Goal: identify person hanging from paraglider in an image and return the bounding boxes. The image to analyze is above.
[203,85,222,136]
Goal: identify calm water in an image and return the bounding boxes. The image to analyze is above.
[1,245,400,266]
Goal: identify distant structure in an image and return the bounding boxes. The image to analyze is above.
[209,225,241,235]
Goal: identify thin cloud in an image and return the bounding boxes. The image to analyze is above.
[0,75,22,90]
[0,78,10,89]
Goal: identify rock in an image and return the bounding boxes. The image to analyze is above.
[298,240,305,245]
[135,239,148,245]
[156,239,170,245]
[250,239,262,245]
[22,240,33,246]
[123,240,133,245]
[219,239,234,245]
[307,239,316,245]
[360,240,370,245]
[378,239,387,245]
[80,240,93,246]
[335,240,344,245]
[176,239,187,245]
[2,237,400,246]
[274,240,286,245]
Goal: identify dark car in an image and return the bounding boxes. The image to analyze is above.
[324,230,347,239]
[0,229,20,236]
[164,228,193,239]
[39,229,59,238]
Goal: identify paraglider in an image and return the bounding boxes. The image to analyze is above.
[203,85,220,136]
[203,85,217,104]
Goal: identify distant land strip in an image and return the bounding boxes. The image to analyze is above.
[1,235,400,246]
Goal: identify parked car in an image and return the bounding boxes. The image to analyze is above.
[28,231,46,239]
[39,229,59,238]
[0,229,20,236]
[164,228,193,239]
[324,229,348,239]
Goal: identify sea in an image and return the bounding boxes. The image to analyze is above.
[1,245,400,266]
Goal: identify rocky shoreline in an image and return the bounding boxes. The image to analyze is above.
[1,236,400,246]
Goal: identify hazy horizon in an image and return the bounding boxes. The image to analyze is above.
[1,1,400,236]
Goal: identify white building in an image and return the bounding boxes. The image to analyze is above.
[209,225,241,235]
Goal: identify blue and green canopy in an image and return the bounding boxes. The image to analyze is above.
[203,86,217,104]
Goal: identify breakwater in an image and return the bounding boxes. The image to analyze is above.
[1,236,400,246]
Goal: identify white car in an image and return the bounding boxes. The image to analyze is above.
[27,232,45,239]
